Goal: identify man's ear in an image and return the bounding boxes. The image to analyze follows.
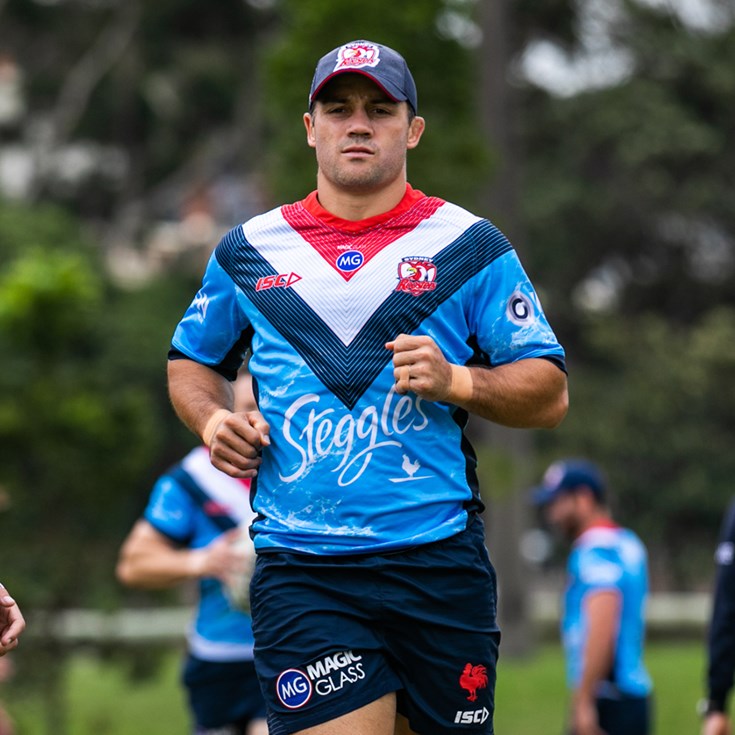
[304,112,316,149]
[407,115,426,150]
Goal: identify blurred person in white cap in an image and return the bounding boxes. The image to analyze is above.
[167,38,568,735]
[533,458,653,735]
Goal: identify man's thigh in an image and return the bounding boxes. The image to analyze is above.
[293,693,398,735]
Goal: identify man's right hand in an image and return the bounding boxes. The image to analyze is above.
[207,410,271,479]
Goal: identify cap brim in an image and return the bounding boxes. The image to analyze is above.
[310,69,407,106]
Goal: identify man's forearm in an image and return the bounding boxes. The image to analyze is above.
[167,358,235,440]
[456,358,568,429]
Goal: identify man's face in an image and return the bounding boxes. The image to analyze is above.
[543,491,583,542]
[303,73,425,194]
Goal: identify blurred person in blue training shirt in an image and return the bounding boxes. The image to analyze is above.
[532,459,652,735]
[700,499,735,735]
[116,376,267,735]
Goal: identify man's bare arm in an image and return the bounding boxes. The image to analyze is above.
[167,358,270,478]
[387,334,568,429]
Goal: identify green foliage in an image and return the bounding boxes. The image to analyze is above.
[521,4,735,328]
[0,202,194,610]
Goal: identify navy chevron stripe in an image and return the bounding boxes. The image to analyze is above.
[216,220,512,410]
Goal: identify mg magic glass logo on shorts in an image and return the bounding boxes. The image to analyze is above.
[276,668,313,709]
[276,650,365,709]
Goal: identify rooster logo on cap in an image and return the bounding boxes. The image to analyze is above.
[336,42,380,70]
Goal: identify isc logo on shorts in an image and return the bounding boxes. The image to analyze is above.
[454,707,490,724]
[276,668,312,709]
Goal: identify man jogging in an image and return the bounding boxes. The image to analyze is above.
[167,39,568,735]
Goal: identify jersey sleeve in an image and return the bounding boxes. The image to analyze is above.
[169,230,252,379]
[466,224,565,370]
[143,474,196,544]
[707,500,735,711]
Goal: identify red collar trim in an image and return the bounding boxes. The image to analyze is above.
[301,184,426,233]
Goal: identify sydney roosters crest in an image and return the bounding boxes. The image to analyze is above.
[395,257,437,296]
[459,663,488,702]
[335,42,380,71]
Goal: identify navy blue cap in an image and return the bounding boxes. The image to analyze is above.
[309,40,418,114]
[531,458,606,506]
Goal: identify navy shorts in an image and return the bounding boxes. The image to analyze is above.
[182,655,267,734]
[250,517,500,735]
[596,693,651,735]
[565,694,652,735]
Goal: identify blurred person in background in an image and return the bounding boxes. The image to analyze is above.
[532,458,652,735]
[0,584,24,657]
[117,374,267,735]
[166,38,567,735]
[0,584,23,735]
[700,499,735,735]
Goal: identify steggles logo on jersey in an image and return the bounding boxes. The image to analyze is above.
[276,651,365,710]
[281,384,430,487]
[395,257,437,296]
[255,272,303,292]
[334,42,380,71]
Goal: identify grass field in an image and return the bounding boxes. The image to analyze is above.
[2,641,706,734]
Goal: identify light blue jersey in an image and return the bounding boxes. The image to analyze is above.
[144,446,256,662]
[171,187,566,555]
[562,525,652,697]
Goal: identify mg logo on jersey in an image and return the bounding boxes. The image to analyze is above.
[336,250,364,273]
[255,272,302,291]
[395,257,437,296]
[335,42,380,71]
[276,668,312,709]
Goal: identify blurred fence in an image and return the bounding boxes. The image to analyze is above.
[25,592,711,646]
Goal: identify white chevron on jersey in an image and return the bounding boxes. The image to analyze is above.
[181,446,255,527]
[242,202,481,346]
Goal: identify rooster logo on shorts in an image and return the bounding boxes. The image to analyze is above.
[459,663,488,702]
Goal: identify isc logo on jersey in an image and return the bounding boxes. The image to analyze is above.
[255,272,302,291]
[276,650,365,709]
[336,250,364,273]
